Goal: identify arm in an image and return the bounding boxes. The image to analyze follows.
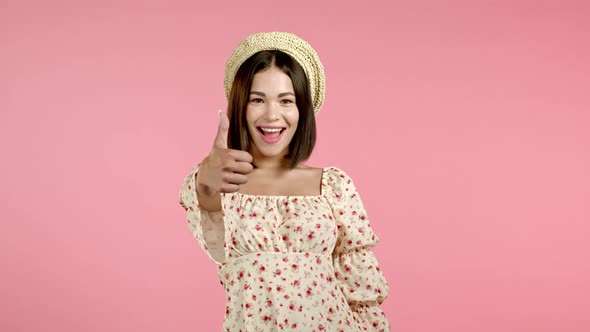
[179,164,226,264]
[326,167,391,331]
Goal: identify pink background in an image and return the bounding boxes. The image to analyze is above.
[1,0,589,331]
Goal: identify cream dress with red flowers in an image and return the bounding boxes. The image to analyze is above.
[179,166,391,332]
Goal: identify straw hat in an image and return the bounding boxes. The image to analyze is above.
[224,32,326,114]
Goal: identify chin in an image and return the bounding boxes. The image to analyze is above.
[257,147,289,158]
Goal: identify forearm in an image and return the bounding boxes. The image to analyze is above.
[195,172,222,212]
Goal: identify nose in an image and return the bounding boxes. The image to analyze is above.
[263,101,280,121]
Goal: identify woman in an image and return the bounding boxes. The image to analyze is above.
[179,32,391,331]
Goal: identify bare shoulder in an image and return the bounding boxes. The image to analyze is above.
[295,164,324,179]
[283,164,324,195]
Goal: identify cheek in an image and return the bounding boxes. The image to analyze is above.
[288,109,299,127]
[246,107,258,127]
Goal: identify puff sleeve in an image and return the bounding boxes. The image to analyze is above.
[178,164,226,265]
[324,167,391,331]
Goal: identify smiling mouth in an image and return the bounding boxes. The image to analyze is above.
[257,127,286,143]
[257,127,286,135]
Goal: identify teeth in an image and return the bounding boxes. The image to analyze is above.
[260,127,283,133]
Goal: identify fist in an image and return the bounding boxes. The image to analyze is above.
[196,111,253,195]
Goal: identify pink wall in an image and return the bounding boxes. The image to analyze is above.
[1,0,589,331]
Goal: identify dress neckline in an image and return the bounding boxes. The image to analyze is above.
[230,167,331,199]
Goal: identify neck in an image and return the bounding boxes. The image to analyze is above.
[252,156,289,170]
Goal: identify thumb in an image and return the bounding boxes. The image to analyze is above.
[213,110,229,149]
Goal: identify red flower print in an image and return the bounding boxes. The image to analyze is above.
[179,167,392,330]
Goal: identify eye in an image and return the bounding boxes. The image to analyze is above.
[280,99,295,104]
[250,98,264,103]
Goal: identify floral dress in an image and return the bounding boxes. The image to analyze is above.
[179,166,391,331]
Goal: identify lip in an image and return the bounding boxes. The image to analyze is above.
[257,126,286,144]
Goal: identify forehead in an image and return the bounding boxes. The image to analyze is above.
[250,66,294,92]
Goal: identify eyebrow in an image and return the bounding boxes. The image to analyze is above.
[250,91,295,98]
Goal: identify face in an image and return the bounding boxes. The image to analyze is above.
[246,65,299,161]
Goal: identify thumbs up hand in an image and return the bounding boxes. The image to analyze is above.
[196,111,253,200]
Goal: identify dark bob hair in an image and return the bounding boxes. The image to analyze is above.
[227,50,316,169]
